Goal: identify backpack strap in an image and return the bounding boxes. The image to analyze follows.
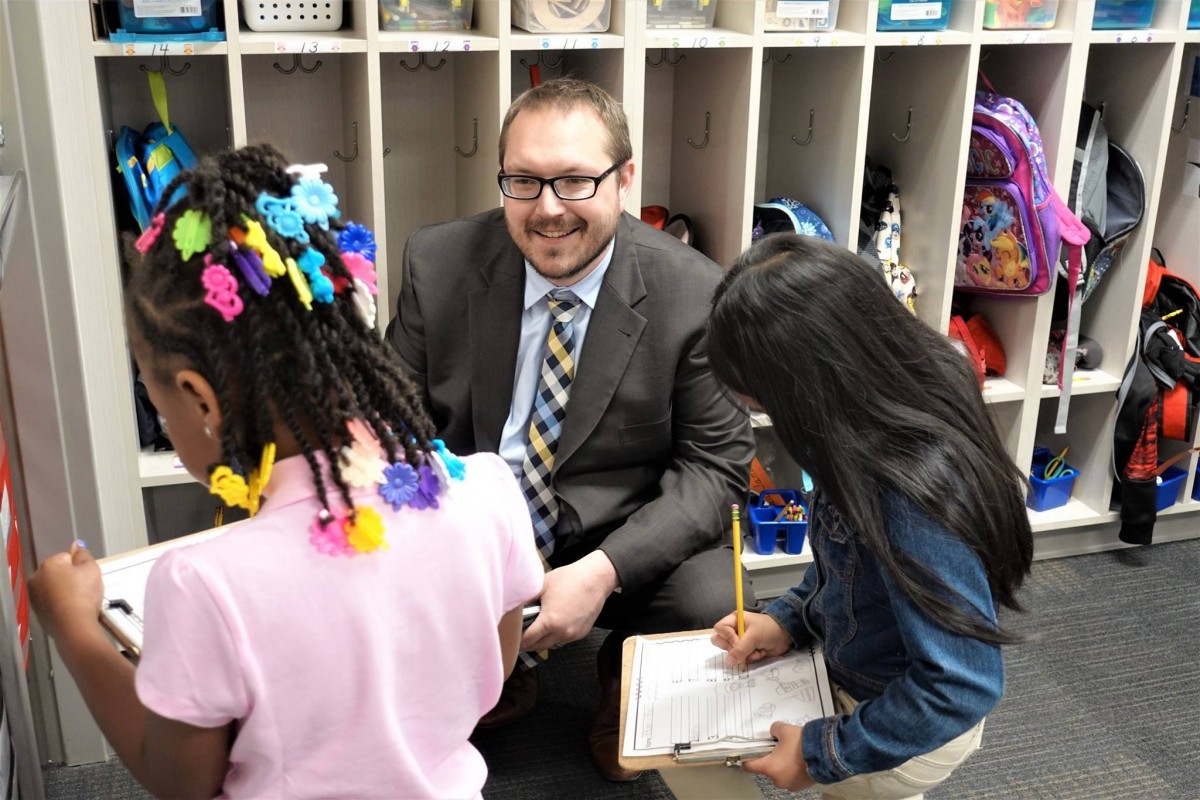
[147,69,174,134]
[1052,193,1092,434]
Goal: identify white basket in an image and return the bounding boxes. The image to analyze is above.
[241,0,344,32]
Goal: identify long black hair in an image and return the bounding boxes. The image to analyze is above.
[708,234,1033,644]
[124,144,435,519]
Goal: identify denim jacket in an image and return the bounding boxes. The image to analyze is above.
[762,488,1004,785]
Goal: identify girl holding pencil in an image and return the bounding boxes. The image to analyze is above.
[708,233,1033,799]
[28,145,543,799]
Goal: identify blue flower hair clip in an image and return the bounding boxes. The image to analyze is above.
[255,193,309,244]
[339,222,377,262]
[285,163,341,231]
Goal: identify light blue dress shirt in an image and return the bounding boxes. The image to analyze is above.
[499,240,616,478]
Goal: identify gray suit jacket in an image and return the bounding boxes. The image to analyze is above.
[386,208,753,591]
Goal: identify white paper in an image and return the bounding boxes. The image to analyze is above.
[622,634,834,759]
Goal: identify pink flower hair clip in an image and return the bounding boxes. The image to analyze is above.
[202,257,244,322]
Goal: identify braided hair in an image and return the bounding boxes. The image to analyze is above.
[125,144,435,525]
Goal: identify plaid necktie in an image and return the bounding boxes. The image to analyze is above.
[520,288,581,558]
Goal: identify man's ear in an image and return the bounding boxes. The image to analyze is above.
[175,369,222,439]
[618,160,636,202]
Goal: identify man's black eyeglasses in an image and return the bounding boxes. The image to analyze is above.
[497,161,625,201]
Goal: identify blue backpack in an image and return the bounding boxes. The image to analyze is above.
[115,70,197,231]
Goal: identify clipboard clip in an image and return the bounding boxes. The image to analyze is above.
[673,736,777,766]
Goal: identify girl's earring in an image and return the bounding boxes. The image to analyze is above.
[204,424,214,439]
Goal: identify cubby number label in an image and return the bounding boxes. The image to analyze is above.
[539,36,601,50]
[409,39,470,52]
[670,36,727,48]
[124,42,196,56]
[274,40,343,54]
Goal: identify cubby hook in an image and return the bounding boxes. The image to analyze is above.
[140,56,190,76]
[520,51,565,70]
[876,49,896,62]
[398,53,447,71]
[891,106,913,143]
[664,50,685,65]
[763,49,792,64]
[334,121,359,163]
[646,50,664,67]
[273,54,323,74]
[1172,97,1190,134]
[687,111,710,150]
[791,109,815,146]
[455,118,478,158]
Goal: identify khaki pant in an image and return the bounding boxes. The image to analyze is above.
[814,684,985,800]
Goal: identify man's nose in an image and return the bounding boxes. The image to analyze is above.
[535,184,567,216]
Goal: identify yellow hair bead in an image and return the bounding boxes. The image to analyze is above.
[345,506,387,553]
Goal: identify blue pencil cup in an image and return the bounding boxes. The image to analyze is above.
[1028,447,1077,511]
[1156,465,1187,511]
[748,490,808,555]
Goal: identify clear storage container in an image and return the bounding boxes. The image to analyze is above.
[1188,0,1199,27]
[116,0,221,36]
[1092,0,1157,29]
[763,0,839,32]
[983,0,1059,29]
[647,0,717,29]
[876,0,949,31]
[242,0,343,32]
[511,0,611,33]
[379,0,474,31]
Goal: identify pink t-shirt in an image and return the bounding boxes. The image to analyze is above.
[135,451,543,799]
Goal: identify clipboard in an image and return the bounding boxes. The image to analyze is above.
[97,524,235,660]
[618,630,834,772]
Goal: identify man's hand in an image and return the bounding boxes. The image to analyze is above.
[741,721,814,792]
[521,550,618,652]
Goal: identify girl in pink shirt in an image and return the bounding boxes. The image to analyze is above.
[29,145,544,799]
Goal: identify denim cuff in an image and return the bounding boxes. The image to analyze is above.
[802,715,851,785]
[762,591,811,650]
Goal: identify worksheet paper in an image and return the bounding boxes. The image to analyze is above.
[623,633,834,758]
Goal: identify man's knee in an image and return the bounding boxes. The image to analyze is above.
[661,545,753,630]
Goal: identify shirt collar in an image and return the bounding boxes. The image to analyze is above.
[522,238,615,312]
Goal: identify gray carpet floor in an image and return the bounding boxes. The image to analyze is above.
[43,539,1200,799]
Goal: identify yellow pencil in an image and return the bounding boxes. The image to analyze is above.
[732,503,746,670]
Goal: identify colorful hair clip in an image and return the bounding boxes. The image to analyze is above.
[407,463,441,511]
[230,243,272,296]
[341,252,378,296]
[174,209,213,261]
[297,248,334,304]
[347,418,384,459]
[202,260,244,323]
[256,193,310,245]
[291,177,341,230]
[338,223,377,262]
[379,462,419,511]
[246,442,277,516]
[310,508,352,556]
[209,465,252,509]
[350,277,376,330]
[345,506,387,553]
[340,438,387,489]
[432,439,467,481]
[135,213,166,254]
[241,217,287,278]
[284,257,314,311]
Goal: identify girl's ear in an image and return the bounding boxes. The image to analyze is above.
[175,369,223,440]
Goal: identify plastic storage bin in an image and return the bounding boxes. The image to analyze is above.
[512,0,611,32]
[1189,0,1199,28]
[1092,0,1157,29]
[116,0,222,36]
[1156,465,1187,511]
[748,490,808,556]
[877,0,949,31]
[1027,447,1077,512]
[242,0,343,32]
[983,0,1059,29]
[647,0,717,29]
[380,0,474,31]
[1193,466,1200,501]
[764,0,840,31]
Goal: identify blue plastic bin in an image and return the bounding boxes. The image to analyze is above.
[877,0,950,31]
[117,0,222,36]
[1192,467,1200,501]
[1027,447,1077,512]
[748,490,808,555]
[1156,465,1186,511]
[1190,0,1199,28]
[1092,0,1157,29]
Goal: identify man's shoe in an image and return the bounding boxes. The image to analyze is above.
[477,667,539,729]
[588,674,643,782]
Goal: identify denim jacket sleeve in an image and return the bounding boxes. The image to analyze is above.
[761,563,818,650]
[799,496,1005,784]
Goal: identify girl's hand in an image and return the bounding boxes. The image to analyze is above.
[741,721,815,792]
[711,611,792,667]
[28,541,104,641]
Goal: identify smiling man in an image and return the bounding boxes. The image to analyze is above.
[386,78,754,782]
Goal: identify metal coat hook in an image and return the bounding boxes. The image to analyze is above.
[791,109,815,146]
[520,51,565,69]
[398,53,447,72]
[383,147,392,158]
[140,56,190,76]
[764,49,793,64]
[647,49,685,67]
[334,121,359,162]
[687,111,710,149]
[664,50,685,65]
[273,54,323,74]
[891,106,913,142]
[1098,101,1107,119]
[1172,97,1192,134]
[877,49,896,62]
[455,118,478,158]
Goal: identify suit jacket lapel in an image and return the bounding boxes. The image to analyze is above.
[469,244,525,454]
[555,215,648,470]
